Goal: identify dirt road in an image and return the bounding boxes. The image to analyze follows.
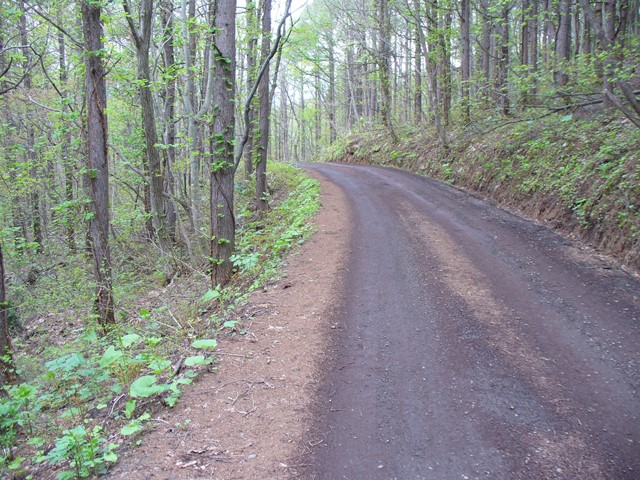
[303,163,640,480]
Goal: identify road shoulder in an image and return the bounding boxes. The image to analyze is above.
[107,169,350,479]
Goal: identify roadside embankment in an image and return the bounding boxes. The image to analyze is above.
[327,116,640,273]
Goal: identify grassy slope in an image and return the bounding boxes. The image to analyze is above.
[327,115,640,272]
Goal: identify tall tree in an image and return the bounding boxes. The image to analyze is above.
[122,0,173,261]
[460,0,471,122]
[255,0,272,211]
[209,0,237,286]
[244,0,259,176]
[0,241,14,388]
[376,0,396,141]
[82,0,114,326]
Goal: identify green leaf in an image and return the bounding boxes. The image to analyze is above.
[223,320,238,329]
[124,399,136,419]
[120,421,143,436]
[191,339,217,350]
[121,333,141,348]
[201,288,221,303]
[561,114,573,122]
[8,456,25,470]
[100,346,123,368]
[184,355,210,366]
[129,375,169,398]
[103,451,118,463]
[148,359,172,374]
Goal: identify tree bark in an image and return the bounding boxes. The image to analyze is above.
[256,0,271,211]
[123,0,172,262]
[461,0,471,123]
[209,0,237,287]
[19,0,43,253]
[0,242,14,388]
[328,30,337,143]
[59,30,76,253]
[244,0,258,176]
[496,3,511,115]
[377,0,396,141]
[160,0,177,240]
[555,0,572,86]
[82,0,115,326]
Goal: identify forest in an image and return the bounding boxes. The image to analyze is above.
[0,0,638,477]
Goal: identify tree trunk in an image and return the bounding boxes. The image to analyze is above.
[414,25,423,123]
[182,0,203,247]
[123,0,172,261]
[480,0,492,85]
[442,8,452,126]
[461,0,471,123]
[529,0,539,96]
[0,242,14,388]
[328,30,337,143]
[377,0,396,141]
[555,0,572,86]
[244,0,258,176]
[160,0,177,239]
[58,31,75,253]
[19,0,43,254]
[256,0,271,211]
[82,0,115,326]
[210,0,237,287]
[602,0,616,105]
[496,3,510,115]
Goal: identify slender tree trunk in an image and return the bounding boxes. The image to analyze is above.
[123,0,171,262]
[414,25,423,123]
[529,0,539,96]
[160,0,177,239]
[0,242,14,388]
[496,3,510,115]
[183,0,202,245]
[58,31,75,253]
[280,76,289,160]
[210,0,237,287]
[82,0,115,326]
[555,0,572,86]
[442,8,452,126]
[19,0,43,253]
[602,0,616,106]
[328,30,337,143]
[245,0,258,175]
[480,0,492,86]
[461,0,471,123]
[377,0,396,141]
[256,0,271,211]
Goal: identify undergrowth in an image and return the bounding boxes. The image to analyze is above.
[0,163,320,479]
[327,113,640,271]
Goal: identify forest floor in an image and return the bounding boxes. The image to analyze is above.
[108,163,640,480]
[106,169,350,480]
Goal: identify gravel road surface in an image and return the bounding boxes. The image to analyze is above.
[304,163,640,480]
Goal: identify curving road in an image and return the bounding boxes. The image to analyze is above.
[303,163,640,480]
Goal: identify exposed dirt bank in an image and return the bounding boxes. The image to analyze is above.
[332,117,640,273]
